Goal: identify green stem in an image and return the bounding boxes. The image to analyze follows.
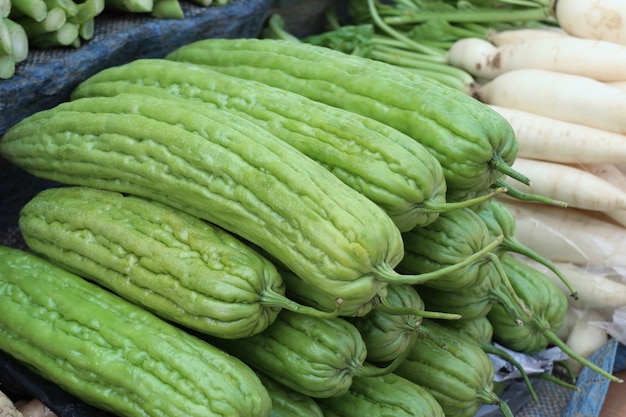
[374,234,504,285]
[499,238,578,299]
[374,295,462,320]
[494,178,568,207]
[0,53,15,79]
[383,6,552,25]
[539,323,622,383]
[366,0,443,57]
[487,252,531,317]
[260,288,344,318]
[419,186,505,214]
[4,18,28,62]
[151,0,183,19]
[490,155,530,185]
[481,342,539,403]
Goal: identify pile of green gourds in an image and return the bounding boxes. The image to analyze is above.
[0,38,619,417]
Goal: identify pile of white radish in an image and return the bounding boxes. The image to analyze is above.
[445,16,626,369]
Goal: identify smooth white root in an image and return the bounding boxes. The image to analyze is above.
[564,309,609,375]
[575,163,626,227]
[537,261,626,312]
[555,0,626,46]
[606,80,626,93]
[450,36,626,81]
[474,69,626,135]
[508,158,626,211]
[501,200,626,268]
[489,105,626,164]
[487,27,569,46]
[446,38,500,80]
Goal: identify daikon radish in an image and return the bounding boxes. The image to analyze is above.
[579,162,626,190]
[501,200,626,268]
[564,309,609,375]
[508,158,626,211]
[487,27,569,46]
[554,0,626,46]
[575,163,626,227]
[606,80,626,93]
[473,69,626,135]
[488,105,626,164]
[449,36,626,81]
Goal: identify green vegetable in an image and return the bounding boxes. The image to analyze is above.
[71,59,501,232]
[477,199,578,298]
[19,186,339,339]
[210,310,403,398]
[398,208,524,305]
[316,372,445,417]
[274,234,504,317]
[349,284,459,363]
[0,245,272,417]
[488,254,622,383]
[416,263,526,325]
[256,372,324,417]
[445,317,539,403]
[165,37,526,193]
[0,92,426,315]
[394,318,514,417]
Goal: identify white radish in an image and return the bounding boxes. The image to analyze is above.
[575,162,626,227]
[447,38,500,81]
[537,261,626,312]
[606,80,626,93]
[487,27,569,46]
[449,36,626,81]
[473,69,626,135]
[501,200,626,268]
[508,158,626,211]
[554,0,626,46]
[488,105,626,164]
[564,309,609,375]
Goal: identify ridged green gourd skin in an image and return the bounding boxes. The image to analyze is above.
[316,373,445,417]
[210,310,373,399]
[70,58,448,232]
[416,260,527,326]
[0,93,405,311]
[256,373,324,417]
[165,38,520,193]
[0,245,272,417]
[394,319,509,417]
[18,186,295,339]
[349,284,422,363]
[397,208,498,290]
[488,254,568,354]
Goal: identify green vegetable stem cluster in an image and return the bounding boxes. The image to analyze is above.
[264,0,558,94]
[0,38,621,417]
[0,0,233,79]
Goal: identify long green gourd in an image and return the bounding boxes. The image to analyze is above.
[444,317,540,404]
[315,372,445,417]
[0,93,438,311]
[348,284,431,363]
[255,372,324,417]
[165,38,527,193]
[394,318,514,417]
[488,254,622,383]
[0,245,272,417]
[18,186,339,339]
[477,199,578,298]
[209,309,403,399]
[70,59,500,232]
[272,242,501,317]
